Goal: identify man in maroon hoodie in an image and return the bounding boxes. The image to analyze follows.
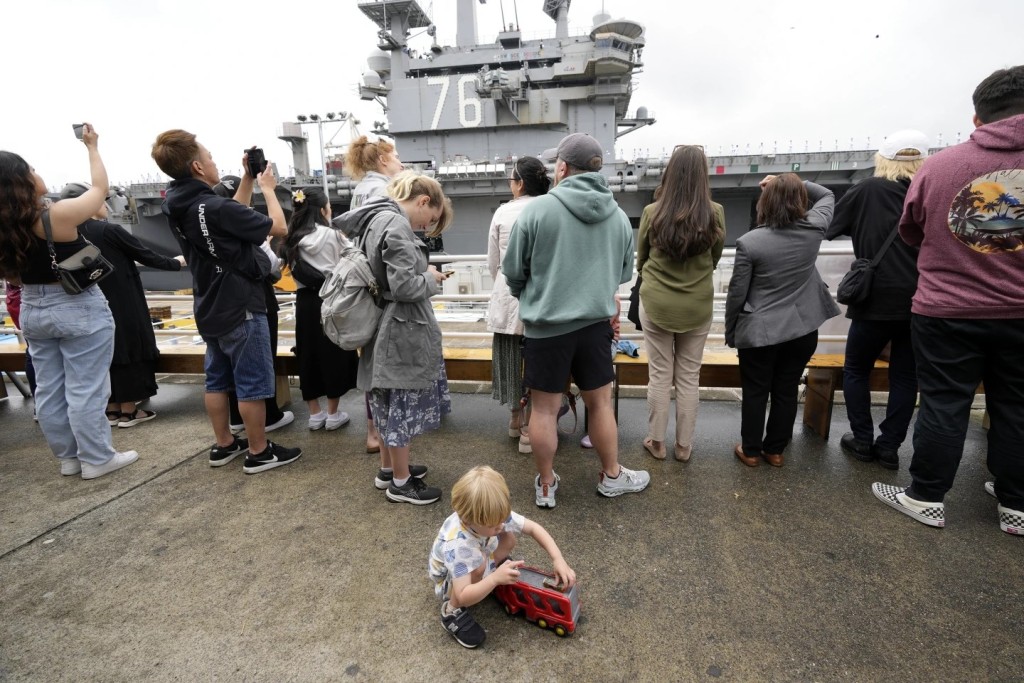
[872,65,1024,535]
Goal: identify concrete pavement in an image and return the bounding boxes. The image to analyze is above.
[1,380,1021,682]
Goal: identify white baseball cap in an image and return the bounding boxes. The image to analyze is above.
[878,130,930,160]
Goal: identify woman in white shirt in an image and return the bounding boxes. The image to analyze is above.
[281,187,358,430]
[486,156,550,454]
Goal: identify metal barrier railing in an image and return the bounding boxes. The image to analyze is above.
[2,246,857,347]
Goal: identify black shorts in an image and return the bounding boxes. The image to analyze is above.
[522,321,614,393]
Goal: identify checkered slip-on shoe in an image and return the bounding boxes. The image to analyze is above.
[998,505,1023,536]
[872,483,945,528]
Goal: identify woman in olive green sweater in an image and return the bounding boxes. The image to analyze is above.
[636,145,725,462]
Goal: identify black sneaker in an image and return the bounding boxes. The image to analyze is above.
[374,464,428,490]
[872,444,899,470]
[840,432,874,462]
[210,436,249,467]
[441,602,486,648]
[386,477,441,505]
[242,441,302,474]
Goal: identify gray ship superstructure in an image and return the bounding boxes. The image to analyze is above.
[123,0,877,289]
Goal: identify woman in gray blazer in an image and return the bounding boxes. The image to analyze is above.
[725,174,840,467]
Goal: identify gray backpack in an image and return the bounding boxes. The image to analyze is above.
[319,207,396,351]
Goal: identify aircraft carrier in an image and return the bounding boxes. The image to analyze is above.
[120,0,881,290]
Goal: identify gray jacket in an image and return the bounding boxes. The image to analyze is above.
[725,182,841,349]
[356,209,442,390]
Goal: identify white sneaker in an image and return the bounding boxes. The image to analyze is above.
[81,451,139,480]
[535,472,559,509]
[999,505,1023,535]
[597,465,650,498]
[229,422,244,434]
[871,483,945,528]
[308,412,327,431]
[984,481,995,498]
[60,458,82,476]
[266,411,295,433]
[325,411,350,431]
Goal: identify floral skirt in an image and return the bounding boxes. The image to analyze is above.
[368,357,451,447]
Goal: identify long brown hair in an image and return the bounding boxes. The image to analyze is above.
[0,152,42,279]
[756,173,808,228]
[647,145,721,260]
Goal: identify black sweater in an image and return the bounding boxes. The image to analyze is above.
[826,177,919,320]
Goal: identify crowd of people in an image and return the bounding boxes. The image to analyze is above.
[1,64,1021,647]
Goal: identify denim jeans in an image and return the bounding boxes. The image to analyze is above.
[201,313,275,402]
[907,315,1024,509]
[842,319,917,450]
[20,285,116,466]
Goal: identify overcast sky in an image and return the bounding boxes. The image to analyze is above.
[3,0,1018,191]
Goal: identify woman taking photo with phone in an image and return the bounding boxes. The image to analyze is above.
[636,145,725,463]
[725,174,840,468]
[0,125,139,479]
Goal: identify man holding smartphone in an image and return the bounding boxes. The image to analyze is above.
[151,130,302,474]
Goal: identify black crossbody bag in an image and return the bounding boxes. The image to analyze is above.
[42,211,115,294]
[836,225,901,306]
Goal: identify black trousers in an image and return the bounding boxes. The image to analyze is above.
[842,319,917,450]
[738,331,818,457]
[294,287,358,402]
[907,315,1024,510]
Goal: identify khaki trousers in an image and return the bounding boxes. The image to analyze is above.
[639,303,711,456]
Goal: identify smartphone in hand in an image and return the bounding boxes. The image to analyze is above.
[72,124,85,140]
[246,147,268,177]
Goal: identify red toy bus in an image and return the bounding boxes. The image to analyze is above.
[493,565,580,637]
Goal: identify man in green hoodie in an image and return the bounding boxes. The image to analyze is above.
[503,133,650,509]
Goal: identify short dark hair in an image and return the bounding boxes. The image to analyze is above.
[151,129,199,180]
[973,65,1024,124]
[756,173,808,228]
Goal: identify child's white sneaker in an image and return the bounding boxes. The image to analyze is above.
[325,411,350,431]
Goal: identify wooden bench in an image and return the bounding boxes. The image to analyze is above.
[0,343,904,440]
[439,348,886,440]
[613,351,891,440]
[0,344,299,406]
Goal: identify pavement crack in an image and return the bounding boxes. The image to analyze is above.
[0,448,207,561]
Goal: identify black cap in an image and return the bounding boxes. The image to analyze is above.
[213,175,242,198]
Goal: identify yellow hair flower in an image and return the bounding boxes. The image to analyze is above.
[292,190,306,204]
